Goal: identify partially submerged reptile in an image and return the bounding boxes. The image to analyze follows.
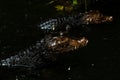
[46,34,88,53]
[0,10,113,75]
[39,10,113,32]
[81,10,113,24]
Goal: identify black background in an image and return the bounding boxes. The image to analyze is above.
[0,0,120,80]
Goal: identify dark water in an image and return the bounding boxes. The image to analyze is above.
[1,0,120,80]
